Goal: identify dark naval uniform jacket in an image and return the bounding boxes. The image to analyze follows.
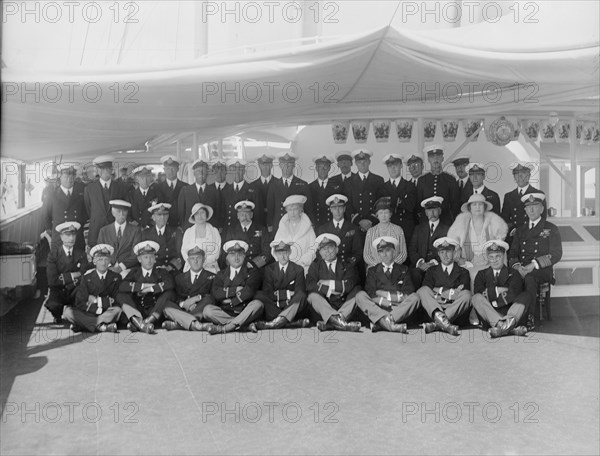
[316,219,363,266]
[211,263,262,315]
[43,182,87,249]
[155,179,188,227]
[457,177,473,207]
[178,182,220,230]
[471,186,501,215]
[222,221,272,268]
[408,221,449,266]
[257,260,306,308]
[221,181,263,230]
[364,263,415,298]
[173,269,216,306]
[74,269,121,314]
[97,222,142,270]
[306,178,343,228]
[422,263,471,292]
[118,266,175,309]
[83,179,128,247]
[306,259,359,309]
[142,225,183,271]
[508,218,562,283]
[473,265,529,307]
[248,176,276,227]
[416,171,460,226]
[501,185,547,233]
[47,245,89,295]
[345,172,385,226]
[382,178,417,241]
[128,184,159,229]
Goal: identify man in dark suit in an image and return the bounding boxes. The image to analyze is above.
[408,197,449,288]
[221,159,263,231]
[248,154,276,227]
[307,155,343,227]
[203,240,264,334]
[209,159,228,229]
[63,244,122,333]
[467,163,501,215]
[254,240,309,330]
[221,200,271,269]
[406,154,426,229]
[502,163,547,240]
[316,194,363,268]
[142,203,183,273]
[155,155,188,228]
[43,163,87,250]
[355,237,420,333]
[417,237,472,335]
[97,200,142,275]
[178,159,220,231]
[307,234,361,332]
[472,240,530,338]
[509,193,562,303]
[452,156,472,207]
[334,150,355,185]
[117,241,176,334]
[381,154,417,242]
[44,222,89,323]
[84,155,127,247]
[128,166,159,229]
[266,152,310,231]
[345,149,385,233]
[161,246,216,331]
[417,145,460,226]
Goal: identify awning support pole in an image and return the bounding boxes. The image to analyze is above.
[570,118,579,215]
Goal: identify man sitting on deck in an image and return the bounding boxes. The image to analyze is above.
[44,221,88,323]
[161,246,216,332]
[63,244,122,333]
[116,240,175,334]
[355,236,420,333]
[472,240,529,338]
[417,237,472,336]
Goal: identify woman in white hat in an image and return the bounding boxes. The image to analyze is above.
[448,193,508,276]
[181,203,221,273]
[273,194,316,273]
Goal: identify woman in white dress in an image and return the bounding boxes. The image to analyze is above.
[363,197,407,268]
[448,193,508,279]
[181,203,221,273]
[273,194,316,273]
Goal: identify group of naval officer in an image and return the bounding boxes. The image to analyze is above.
[42,144,561,337]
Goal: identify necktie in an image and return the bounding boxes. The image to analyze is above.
[530,222,535,230]
[243,226,248,233]
[235,184,239,193]
[170,183,174,190]
[430,223,435,236]
[284,180,289,189]
[66,190,71,197]
[519,189,523,197]
[281,267,285,275]
[192,274,198,284]
[117,226,122,240]
[321,181,326,189]
[104,183,108,191]
[336,223,341,231]
[145,272,150,279]
[361,176,366,183]
[445,267,450,277]
[328,263,335,275]
[385,267,392,279]
[198,186,203,196]
[158,229,163,238]
[459,180,463,190]
[263,179,268,186]
[494,271,499,284]
[66,249,72,258]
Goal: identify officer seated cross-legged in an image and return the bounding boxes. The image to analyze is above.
[355,236,420,333]
[203,240,264,335]
[63,244,122,333]
[45,221,89,323]
[117,240,176,334]
[161,246,216,331]
[307,234,362,332]
[472,240,530,338]
[417,237,472,336]
[254,240,310,330]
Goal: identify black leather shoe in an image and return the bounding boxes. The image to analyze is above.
[345,321,362,332]
[162,320,181,331]
[127,322,135,331]
[70,324,83,333]
[433,311,459,335]
[208,324,234,335]
[316,321,328,331]
[143,316,157,326]
[247,323,258,333]
[489,317,518,338]
[130,317,156,334]
[190,321,212,331]
[268,316,288,329]
[287,318,310,329]
[423,322,437,333]
[328,315,347,331]
[105,323,118,333]
[54,317,63,325]
[510,326,528,337]
[373,315,407,333]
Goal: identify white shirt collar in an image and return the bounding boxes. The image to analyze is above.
[215,182,225,190]
[141,267,153,277]
[97,271,106,280]
[279,263,288,273]
[341,172,352,179]
[156,225,165,235]
[530,217,542,228]
[139,186,149,195]
[234,181,245,190]
[358,172,369,180]
[390,177,401,186]
[240,221,252,230]
[443,263,454,274]
[382,262,394,271]
[196,182,206,191]
[191,269,203,279]
[326,259,337,270]
[61,185,72,195]
[473,185,485,194]
[262,176,272,184]
[100,178,111,187]
[115,221,126,231]
[62,245,73,255]
[167,178,178,186]
[318,178,328,186]
[282,176,292,185]
[518,184,530,194]
[459,176,469,185]
[334,219,344,228]
[230,266,241,279]
[430,219,439,229]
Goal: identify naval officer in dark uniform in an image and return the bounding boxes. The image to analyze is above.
[381,154,417,242]
[472,240,530,338]
[466,163,501,215]
[306,154,342,228]
[452,156,472,207]
[141,202,183,273]
[416,145,460,226]
[508,193,562,303]
[63,244,122,333]
[155,155,188,228]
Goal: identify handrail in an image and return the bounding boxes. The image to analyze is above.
[0,202,43,230]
